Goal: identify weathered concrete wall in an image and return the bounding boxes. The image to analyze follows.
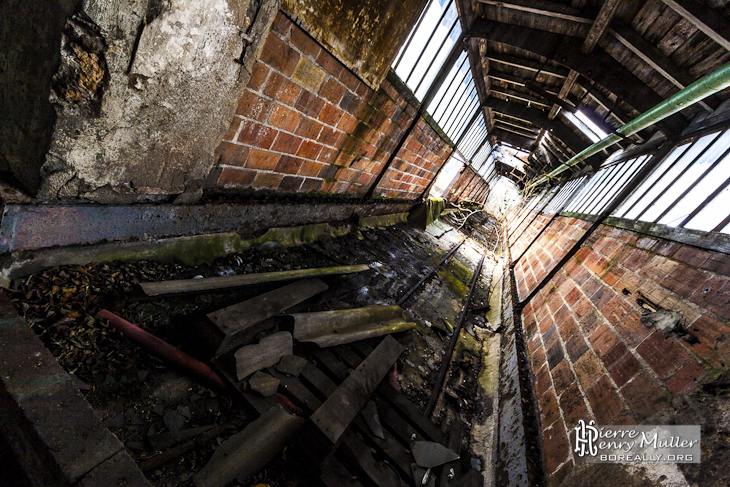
[37,0,281,203]
[282,0,428,89]
[0,0,82,195]
[509,212,730,483]
[211,12,451,200]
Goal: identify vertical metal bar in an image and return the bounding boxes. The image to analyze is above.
[635,132,721,221]
[405,0,454,84]
[393,0,431,71]
[655,144,730,224]
[679,174,730,228]
[414,17,461,94]
[431,55,470,120]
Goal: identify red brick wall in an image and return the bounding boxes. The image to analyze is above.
[511,214,730,481]
[446,166,489,202]
[212,12,450,199]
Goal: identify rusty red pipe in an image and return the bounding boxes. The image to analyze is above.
[96,309,230,393]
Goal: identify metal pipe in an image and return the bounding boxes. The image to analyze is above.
[425,253,486,416]
[96,309,230,392]
[528,61,730,188]
[397,239,465,306]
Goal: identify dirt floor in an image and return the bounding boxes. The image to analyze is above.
[7,210,502,487]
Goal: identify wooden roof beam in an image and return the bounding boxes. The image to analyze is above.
[608,24,716,111]
[494,116,541,134]
[549,69,580,119]
[583,0,623,54]
[494,122,540,140]
[470,19,687,135]
[485,53,569,80]
[483,97,587,154]
[490,89,552,109]
[476,0,592,25]
[659,0,730,52]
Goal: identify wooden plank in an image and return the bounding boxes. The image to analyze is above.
[208,278,328,336]
[380,406,426,444]
[140,264,369,297]
[494,123,539,140]
[660,0,730,52]
[489,89,551,109]
[309,336,405,445]
[376,384,446,444]
[484,53,568,79]
[583,0,624,54]
[313,349,353,380]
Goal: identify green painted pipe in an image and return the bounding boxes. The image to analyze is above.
[528,61,730,188]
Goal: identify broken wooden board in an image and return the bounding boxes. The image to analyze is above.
[234,332,292,380]
[411,441,459,468]
[291,305,416,347]
[276,355,308,377]
[248,371,280,397]
[140,265,369,297]
[193,405,304,487]
[208,277,327,337]
[148,424,215,451]
[308,335,405,444]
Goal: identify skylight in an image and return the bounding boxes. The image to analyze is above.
[564,110,607,143]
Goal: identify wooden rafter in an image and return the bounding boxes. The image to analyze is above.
[490,88,552,109]
[484,53,568,80]
[548,69,579,119]
[659,0,730,52]
[476,0,592,25]
[583,0,623,54]
[471,19,686,135]
[608,24,715,111]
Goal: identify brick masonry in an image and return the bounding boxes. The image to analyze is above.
[446,165,491,203]
[509,213,730,482]
[212,12,451,200]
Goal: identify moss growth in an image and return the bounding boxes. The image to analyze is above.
[437,267,469,298]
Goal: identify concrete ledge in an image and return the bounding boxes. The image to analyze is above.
[0,201,414,253]
[0,292,150,486]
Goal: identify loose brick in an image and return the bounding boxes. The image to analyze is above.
[260,32,300,76]
[263,72,302,107]
[268,104,302,133]
[217,167,255,187]
[574,351,604,390]
[237,122,278,149]
[636,331,688,379]
[586,376,624,425]
[666,360,706,395]
[621,371,668,420]
[559,382,590,427]
[245,149,280,171]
